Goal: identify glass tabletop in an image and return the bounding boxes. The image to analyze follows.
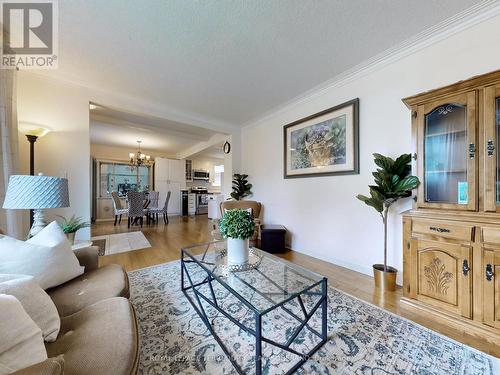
[181,240,326,313]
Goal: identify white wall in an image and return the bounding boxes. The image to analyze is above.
[241,14,500,283]
[17,75,91,239]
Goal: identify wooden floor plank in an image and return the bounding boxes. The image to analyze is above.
[92,215,499,357]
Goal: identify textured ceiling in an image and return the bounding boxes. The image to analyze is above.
[47,0,480,126]
[89,106,221,153]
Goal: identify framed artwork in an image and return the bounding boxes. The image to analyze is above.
[283,98,359,178]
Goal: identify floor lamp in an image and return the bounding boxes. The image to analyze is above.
[18,125,50,227]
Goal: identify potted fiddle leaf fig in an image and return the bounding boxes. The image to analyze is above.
[356,153,420,291]
[230,174,252,200]
[219,209,255,265]
[58,215,90,244]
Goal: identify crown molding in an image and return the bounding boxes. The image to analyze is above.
[19,71,239,135]
[242,1,500,130]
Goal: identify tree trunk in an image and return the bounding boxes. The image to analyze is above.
[383,206,389,272]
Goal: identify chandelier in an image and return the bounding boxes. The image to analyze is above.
[129,141,152,167]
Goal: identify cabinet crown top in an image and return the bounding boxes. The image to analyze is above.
[402,69,500,109]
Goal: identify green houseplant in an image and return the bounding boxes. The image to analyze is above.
[219,209,255,265]
[58,215,90,244]
[356,153,420,291]
[231,174,252,200]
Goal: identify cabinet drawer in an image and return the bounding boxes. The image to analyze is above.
[412,219,474,241]
[481,227,500,245]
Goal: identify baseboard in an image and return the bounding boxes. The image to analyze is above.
[401,298,500,348]
[286,247,403,286]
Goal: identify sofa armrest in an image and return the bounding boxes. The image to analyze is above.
[11,356,64,375]
[73,246,99,272]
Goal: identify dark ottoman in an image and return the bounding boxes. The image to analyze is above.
[260,225,286,253]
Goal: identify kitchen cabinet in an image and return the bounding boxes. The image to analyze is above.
[155,158,185,183]
[185,160,193,182]
[188,193,196,215]
[402,69,500,345]
[154,158,186,215]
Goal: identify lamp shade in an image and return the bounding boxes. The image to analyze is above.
[18,123,50,138]
[3,175,70,209]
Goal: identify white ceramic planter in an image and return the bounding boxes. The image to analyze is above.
[227,237,249,265]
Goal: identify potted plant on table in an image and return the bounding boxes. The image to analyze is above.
[356,153,420,291]
[219,209,255,265]
[58,215,90,245]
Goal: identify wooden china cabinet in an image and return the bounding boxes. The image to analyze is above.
[402,70,500,346]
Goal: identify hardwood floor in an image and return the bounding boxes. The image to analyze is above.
[92,215,499,357]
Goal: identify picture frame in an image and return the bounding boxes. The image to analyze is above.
[283,98,359,178]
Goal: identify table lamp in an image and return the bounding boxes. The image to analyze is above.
[3,174,70,237]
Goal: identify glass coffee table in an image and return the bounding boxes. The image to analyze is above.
[181,240,328,375]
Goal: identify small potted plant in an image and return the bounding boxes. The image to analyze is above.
[356,153,419,291]
[219,209,255,265]
[58,215,90,244]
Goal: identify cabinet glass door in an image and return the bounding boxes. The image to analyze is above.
[484,86,500,211]
[424,104,467,204]
[416,91,476,210]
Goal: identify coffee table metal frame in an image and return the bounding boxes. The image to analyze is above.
[181,241,328,375]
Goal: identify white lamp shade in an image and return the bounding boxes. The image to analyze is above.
[3,175,70,209]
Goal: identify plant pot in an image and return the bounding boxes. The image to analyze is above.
[227,238,249,265]
[373,264,397,291]
[66,232,75,245]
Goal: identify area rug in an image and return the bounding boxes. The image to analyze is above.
[128,261,499,375]
[91,232,151,256]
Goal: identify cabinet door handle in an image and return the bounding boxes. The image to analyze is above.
[429,226,450,233]
[468,143,475,159]
[462,260,470,276]
[487,139,495,157]
[486,264,494,281]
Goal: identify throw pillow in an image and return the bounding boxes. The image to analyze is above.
[0,221,84,289]
[0,294,47,374]
[0,274,60,342]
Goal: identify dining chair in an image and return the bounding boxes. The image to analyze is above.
[148,191,160,209]
[149,191,171,224]
[126,191,148,228]
[111,191,128,226]
[146,191,159,223]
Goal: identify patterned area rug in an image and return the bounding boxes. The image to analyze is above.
[129,261,499,375]
[92,232,151,256]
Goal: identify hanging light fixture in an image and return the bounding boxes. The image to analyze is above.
[129,141,152,168]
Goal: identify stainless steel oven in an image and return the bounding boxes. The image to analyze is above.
[196,193,209,214]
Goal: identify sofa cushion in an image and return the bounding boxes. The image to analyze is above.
[0,294,47,374]
[0,222,84,289]
[46,297,139,375]
[73,246,99,272]
[0,274,60,342]
[10,356,64,375]
[48,264,129,317]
